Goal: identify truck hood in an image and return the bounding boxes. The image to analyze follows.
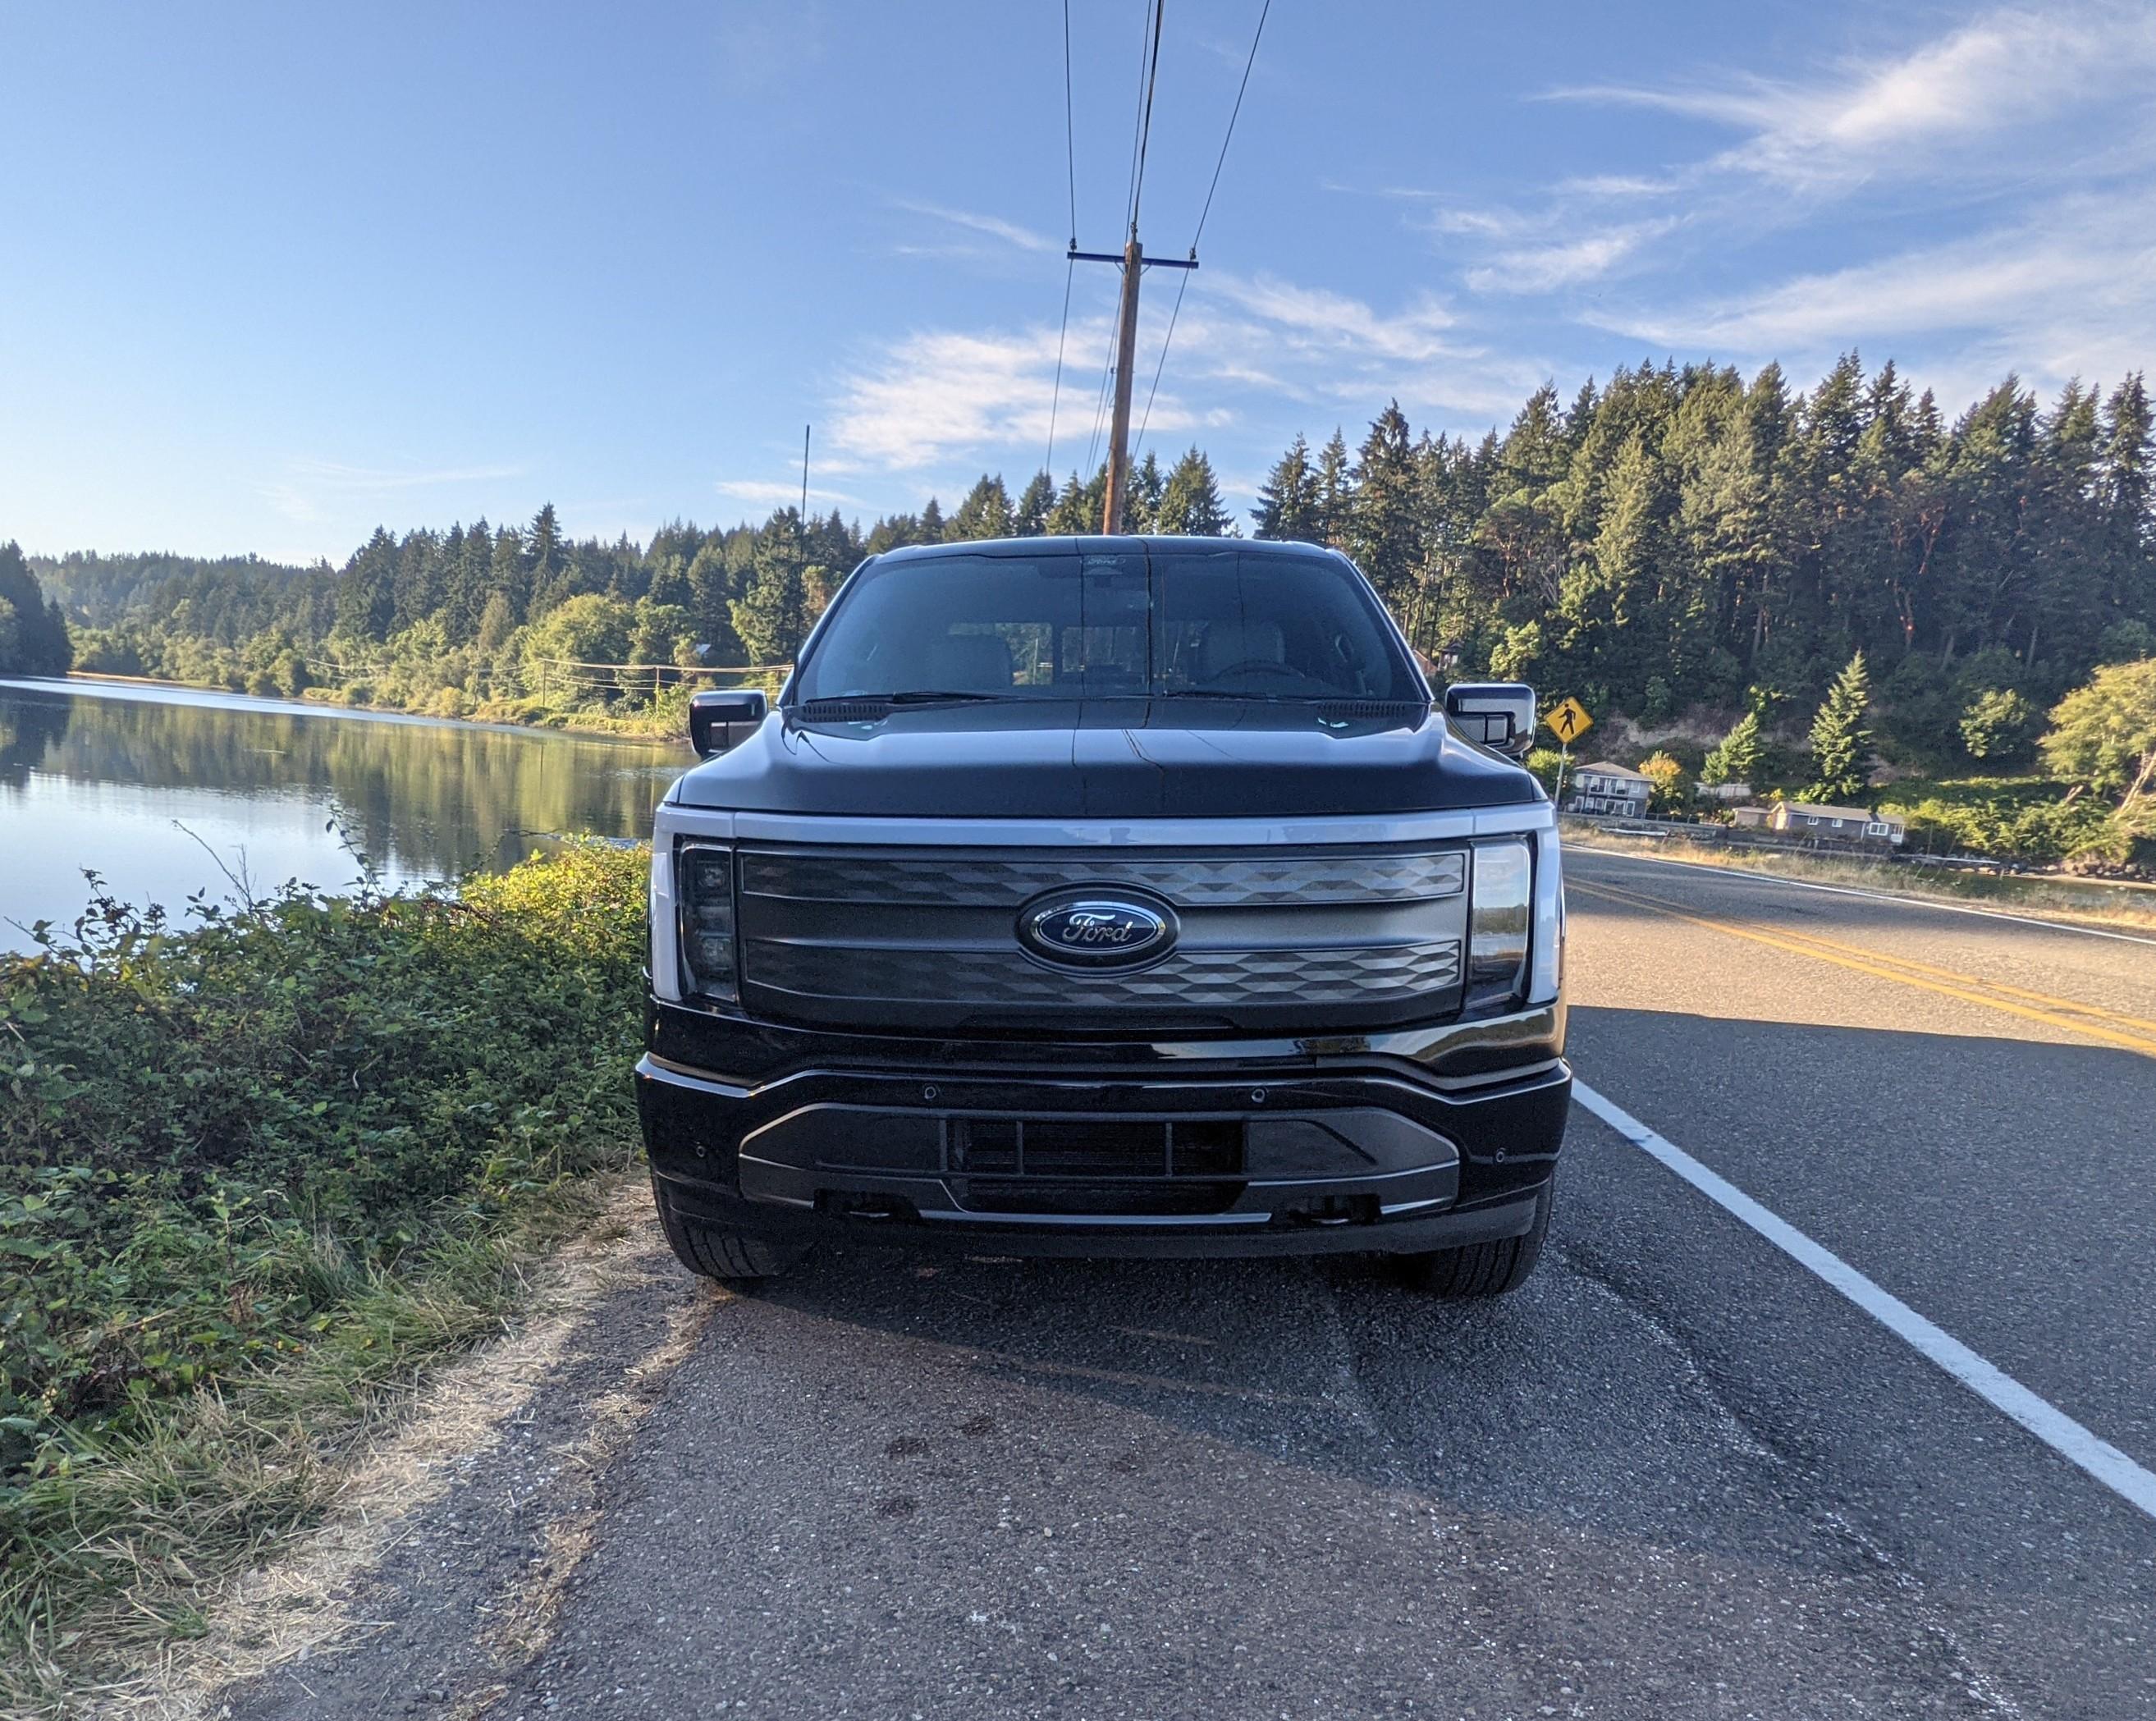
[667,698,1543,820]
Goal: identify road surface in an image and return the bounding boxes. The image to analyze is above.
[223,847,2156,1721]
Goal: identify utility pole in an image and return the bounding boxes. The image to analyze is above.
[1071,238,1197,533]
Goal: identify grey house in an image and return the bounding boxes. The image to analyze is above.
[1565,762,1653,818]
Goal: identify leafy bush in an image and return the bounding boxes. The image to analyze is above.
[0,844,648,1617]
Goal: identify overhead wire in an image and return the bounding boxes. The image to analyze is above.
[1043,0,1079,480]
[1091,0,1160,477]
[1134,0,1270,460]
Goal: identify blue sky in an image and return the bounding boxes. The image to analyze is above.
[4,1,2154,563]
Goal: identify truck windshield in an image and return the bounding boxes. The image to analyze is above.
[793,545,1423,703]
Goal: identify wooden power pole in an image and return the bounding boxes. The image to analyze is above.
[1070,236,1197,533]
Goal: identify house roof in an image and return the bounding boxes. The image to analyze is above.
[1574,762,1652,785]
[1778,801,1903,824]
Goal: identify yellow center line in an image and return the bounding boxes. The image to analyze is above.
[1582,877,2156,1037]
[1571,878,2156,1060]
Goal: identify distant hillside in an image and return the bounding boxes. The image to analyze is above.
[30,551,322,625]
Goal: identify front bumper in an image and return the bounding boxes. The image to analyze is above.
[638,997,1569,1260]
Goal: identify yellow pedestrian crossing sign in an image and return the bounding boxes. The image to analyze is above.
[1545,698,1594,744]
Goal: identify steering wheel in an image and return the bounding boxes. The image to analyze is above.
[1198,659,1307,685]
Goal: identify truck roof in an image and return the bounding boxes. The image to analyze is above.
[867,535,1346,565]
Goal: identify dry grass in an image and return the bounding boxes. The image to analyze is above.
[0,1178,670,1721]
[1563,821,2156,936]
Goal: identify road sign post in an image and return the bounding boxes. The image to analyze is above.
[1544,698,1593,809]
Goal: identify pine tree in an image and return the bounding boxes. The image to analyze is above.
[1806,651,1874,801]
[1127,451,1166,533]
[1156,448,1231,536]
[1014,470,1055,536]
[1312,429,1352,548]
[1045,468,1105,536]
[950,474,1014,541]
[1346,403,1419,599]
[1252,434,1321,540]
[729,517,809,663]
[1700,708,1763,786]
[0,541,73,675]
[918,497,946,542]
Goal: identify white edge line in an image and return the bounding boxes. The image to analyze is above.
[1572,1078,2156,1522]
[1569,844,2156,948]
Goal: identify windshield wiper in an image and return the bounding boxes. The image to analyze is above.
[804,689,1012,706]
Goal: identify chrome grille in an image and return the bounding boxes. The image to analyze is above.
[735,841,1471,1034]
[737,848,1463,908]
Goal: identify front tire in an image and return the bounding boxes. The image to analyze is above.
[651,1176,806,1283]
[1403,1178,1553,1298]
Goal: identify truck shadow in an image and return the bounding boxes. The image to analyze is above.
[737,1001,2156,1576]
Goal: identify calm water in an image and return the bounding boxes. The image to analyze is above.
[0,678,689,952]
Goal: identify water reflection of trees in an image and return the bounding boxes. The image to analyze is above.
[0,689,687,877]
[0,693,74,790]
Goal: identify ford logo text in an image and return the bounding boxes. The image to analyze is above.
[1016,890,1178,971]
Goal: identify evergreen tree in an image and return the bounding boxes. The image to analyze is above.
[1806,651,1874,801]
[1700,708,1763,786]
[1345,404,1419,600]
[0,541,73,675]
[1312,429,1353,548]
[1156,448,1231,536]
[729,515,809,664]
[918,497,946,542]
[1014,470,1055,536]
[1045,468,1105,536]
[1252,434,1321,540]
[949,474,1014,541]
[1127,451,1166,533]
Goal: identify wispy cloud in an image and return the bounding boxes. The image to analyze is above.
[1465,219,1680,294]
[263,458,525,524]
[1554,5,2156,187]
[714,478,860,510]
[894,200,1060,255]
[819,263,1540,487]
[1591,187,2156,391]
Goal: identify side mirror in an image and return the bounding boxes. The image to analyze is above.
[1442,682,1536,759]
[689,689,768,758]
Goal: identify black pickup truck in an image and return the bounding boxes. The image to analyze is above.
[636,536,1568,1296]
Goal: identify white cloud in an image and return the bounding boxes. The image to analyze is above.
[714,478,860,509]
[1557,5,2156,186]
[262,459,525,524]
[1466,220,1680,294]
[1591,188,2156,394]
[892,200,1061,254]
[1205,274,1462,364]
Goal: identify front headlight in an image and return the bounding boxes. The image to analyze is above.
[1465,839,1532,1010]
[675,841,739,1005]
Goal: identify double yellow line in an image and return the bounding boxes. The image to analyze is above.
[1572,877,2156,1059]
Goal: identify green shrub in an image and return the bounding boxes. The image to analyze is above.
[0,844,648,1623]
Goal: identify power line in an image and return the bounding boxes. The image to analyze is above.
[1044,0,1079,479]
[1128,0,1166,235]
[1061,0,1078,243]
[1191,0,1269,253]
[1045,259,1075,479]
[1120,0,1153,236]
[1133,0,1270,460]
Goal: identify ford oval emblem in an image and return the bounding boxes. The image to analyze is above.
[1016,889,1178,971]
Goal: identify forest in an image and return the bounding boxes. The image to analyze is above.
[10,354,2156,858]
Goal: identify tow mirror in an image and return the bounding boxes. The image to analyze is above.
[689,689,768,758]
[1442,682,1536,759]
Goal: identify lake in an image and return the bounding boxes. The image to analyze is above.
[0,678,689,953]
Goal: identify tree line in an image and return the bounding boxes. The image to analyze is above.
[12,354,2154,767]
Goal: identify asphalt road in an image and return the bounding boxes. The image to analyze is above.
[224,849,2156,1721]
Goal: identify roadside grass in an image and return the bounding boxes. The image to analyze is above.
[0,844,649,1714]
[1561,819,2156,935]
